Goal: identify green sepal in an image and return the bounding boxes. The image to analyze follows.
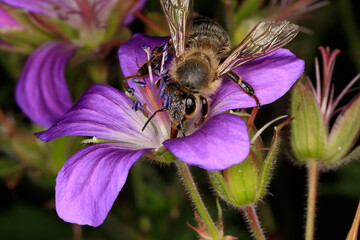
[323,95,360,163]
[144,147,177,164]
[257,118,291,198]
[290,77,326,163]
[222,151,260,206]
[208,125,263,207]
[325,145,360,169]
[209,118,292,207]
[208,170,236,205]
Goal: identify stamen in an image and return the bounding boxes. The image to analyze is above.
[251,115,288,144]
[142,45,151,53]
[162,42,169,52]
[160,67,168,78]
[154,70,161,77]
[127,87,135,96]
[159,79,166,98]
[132,101,142,111]
[163,94,170,108]
[162,44,169,61]
[132,79,146,87]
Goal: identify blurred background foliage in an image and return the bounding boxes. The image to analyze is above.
[0,0,359,239]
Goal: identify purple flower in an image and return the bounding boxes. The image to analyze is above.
[0,0,146,28]
[35,33,304,226]
[0,5,28,51]
[0,5,24,30]
[0,0,146,127]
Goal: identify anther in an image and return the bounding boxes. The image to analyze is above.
[154,70,161,77]
[131,79,146,87]
[127,87,135,96]
[162,42,169,52]
[132,101,142,111]
[160,67,168,77]
[159,80,166,98]
[142,45,151,55]
[163,93,170,108]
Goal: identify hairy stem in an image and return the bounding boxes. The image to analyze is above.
[175,160,222,240]
[305,160,320,240]
[243,205,266,240]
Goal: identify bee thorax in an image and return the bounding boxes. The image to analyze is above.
[171,49,219,95]
[176,58,209,88]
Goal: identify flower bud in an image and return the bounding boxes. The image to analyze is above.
[290,77,326,163]
[290,47,360,168]
[209,118,289,207]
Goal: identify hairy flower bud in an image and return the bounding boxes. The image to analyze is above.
[209,117,290,207]
[290,47,360,168]
[290,77,326,162]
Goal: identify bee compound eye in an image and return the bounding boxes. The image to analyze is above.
[185,96,196,115]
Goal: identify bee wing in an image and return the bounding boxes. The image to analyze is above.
[217,21,299,76]
[160,0,193,57]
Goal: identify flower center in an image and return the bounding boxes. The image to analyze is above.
[52,0,108,28]
[128,44,172,141]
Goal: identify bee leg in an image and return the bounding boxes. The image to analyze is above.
[195,96,209,127]
[170,127,179,139]
[226,71,260,107]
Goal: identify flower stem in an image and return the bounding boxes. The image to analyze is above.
[175,160,222,240]
[305,160,320,240]
[72,224,82,240]
[243,205,266,240]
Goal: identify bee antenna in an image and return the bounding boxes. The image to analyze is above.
[142,108,168,132]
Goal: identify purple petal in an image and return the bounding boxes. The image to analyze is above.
[118,33,170,102]
[122,0,147,25]
[119,34,170,77]
[0,0,58,16]
[0,5,25,30]
[56,142,150,227]
[163,113,250,171]
[35,84,162,149]
[209,48,304,117]
[15,41,75,127]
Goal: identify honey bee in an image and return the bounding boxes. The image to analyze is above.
[132,0,299,138]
